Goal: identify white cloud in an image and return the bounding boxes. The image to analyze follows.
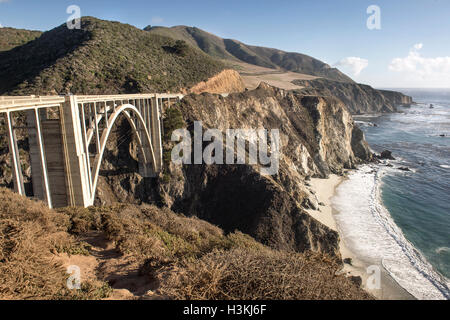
[0,23,3,28]
[334,57,369,76]
[151,16,164,24]
[389,44,450,86]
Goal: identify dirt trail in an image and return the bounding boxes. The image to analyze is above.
[55,231,160,300]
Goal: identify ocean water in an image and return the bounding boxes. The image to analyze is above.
[332,89,450,300]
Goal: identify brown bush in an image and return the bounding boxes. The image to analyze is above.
[0,188,110,300]
[157,249,373,300]
[1,189,372,300]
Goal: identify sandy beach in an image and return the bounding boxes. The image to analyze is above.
[306,174,415,300]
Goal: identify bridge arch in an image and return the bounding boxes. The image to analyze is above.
[89,103,157,205]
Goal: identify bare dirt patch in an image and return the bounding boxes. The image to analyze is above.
[228,61,319,90]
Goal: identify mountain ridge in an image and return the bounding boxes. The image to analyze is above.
[145,24,413,113]
[0,27,42,52]
[0,17,226,95]
[145,25,354,83]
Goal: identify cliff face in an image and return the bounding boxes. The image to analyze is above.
[95,84,373,258]
[139,83,372,257]
[378,89,414,105]
[293,79,413,114]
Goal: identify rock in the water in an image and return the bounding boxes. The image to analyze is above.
[379,150,395,160]
[343,258,353,265]
[398,166,411,172]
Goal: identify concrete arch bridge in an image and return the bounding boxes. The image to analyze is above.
[0,94,183,208]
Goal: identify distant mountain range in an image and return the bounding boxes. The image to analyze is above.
[0,17,411,114]
[145,25,353,83]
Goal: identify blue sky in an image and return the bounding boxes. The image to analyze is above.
[1,0,450,88]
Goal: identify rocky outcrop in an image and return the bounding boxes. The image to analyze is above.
[378,89,413,106]
[293,78,413,114]
[378,150,396,160]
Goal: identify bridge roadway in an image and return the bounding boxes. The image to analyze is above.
[0,93,183,208]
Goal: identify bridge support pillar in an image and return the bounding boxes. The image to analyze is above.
[150,97,163,172]
[60,96,92,207]
[138,98,156,178]
[27,109,53,207]
[5,112,25,195]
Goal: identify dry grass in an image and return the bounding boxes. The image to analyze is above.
[59,204,371,300]
[1,187,372,300]
[157,249,373,300]
[0,188,111,300]
[59,204,264,270]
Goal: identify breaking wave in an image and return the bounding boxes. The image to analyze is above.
[332,164,450,300]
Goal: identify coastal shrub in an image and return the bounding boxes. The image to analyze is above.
[157,249,373,300]
[163,106,185,141]
[0,188,373,300]
[173,40,189,56]
[162,106,185,174]
[0,188,111,300]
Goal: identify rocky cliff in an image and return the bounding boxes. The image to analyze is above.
[378,89,414,106]
[94,83,372,259]
[293,78,413,114]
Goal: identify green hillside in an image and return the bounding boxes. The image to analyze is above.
[0,18,225,95]
[0,27,42,52]
[145,25,353,82]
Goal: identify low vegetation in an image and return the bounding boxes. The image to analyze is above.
[146,25,354,82]
[0,17,226,95]
[0,188,110,299]
[0,28,42,52]
[0,187,372,300]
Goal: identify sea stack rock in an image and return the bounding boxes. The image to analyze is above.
[379,150,396,160]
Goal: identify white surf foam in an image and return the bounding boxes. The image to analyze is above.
[436,247,450,254]
[332,164,450,300]
[440,164,450,169]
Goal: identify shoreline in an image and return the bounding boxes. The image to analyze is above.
[306,173,415,300]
